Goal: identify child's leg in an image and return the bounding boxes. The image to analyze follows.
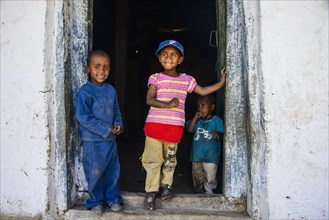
[203,162,218,194]
[104,140,123,205]
[82,141,109,209]
[158,142,178,200]
[141,136,164,192]
[161,142,178,186]
[192,161,205,193]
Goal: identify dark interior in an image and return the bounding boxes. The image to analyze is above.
[92,0,223,193]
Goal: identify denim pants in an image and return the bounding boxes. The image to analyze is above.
[82,140,123,209]
[141,136,178,192]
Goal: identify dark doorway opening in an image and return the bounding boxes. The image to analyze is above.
[92,0,222,194]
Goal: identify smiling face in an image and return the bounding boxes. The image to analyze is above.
[158,46,184,75]
[87,54,111,85]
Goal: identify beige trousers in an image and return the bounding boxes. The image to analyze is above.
[192,161,218,194]
[141,136,178,192]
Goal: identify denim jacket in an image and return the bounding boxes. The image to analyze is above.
[75,81,123,141]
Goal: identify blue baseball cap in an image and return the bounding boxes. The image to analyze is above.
[155,40,184,57]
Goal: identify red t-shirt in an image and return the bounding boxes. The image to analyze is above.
[144,122,183,143]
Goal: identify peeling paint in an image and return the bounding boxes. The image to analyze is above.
[225,0,248,199]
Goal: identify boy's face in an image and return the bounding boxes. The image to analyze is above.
[197,99,215,120]
[87,55,110,85]
[158,46,184,72]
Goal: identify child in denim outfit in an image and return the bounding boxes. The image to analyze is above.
[75,50,123,214]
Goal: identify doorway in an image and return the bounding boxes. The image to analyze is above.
[92,0,222,194]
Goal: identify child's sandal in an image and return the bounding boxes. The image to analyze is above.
[160,184,172,201]
[144,192,156,210]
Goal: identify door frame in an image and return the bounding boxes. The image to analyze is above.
[57,0,253,215]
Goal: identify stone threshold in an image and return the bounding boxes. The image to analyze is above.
[63,192,250,220]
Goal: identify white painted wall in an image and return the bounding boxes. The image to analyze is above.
[0,1,49,216]
[260,1,328,219]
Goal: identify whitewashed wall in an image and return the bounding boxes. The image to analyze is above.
[260,1,328,219]
[0,1,49,217]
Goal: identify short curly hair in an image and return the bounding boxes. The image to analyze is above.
[87,50,110,66]
[197,95,216,105]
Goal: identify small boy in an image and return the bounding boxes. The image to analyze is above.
[186,95,224,194]
[75,50,123,214]
[141,40,226,210]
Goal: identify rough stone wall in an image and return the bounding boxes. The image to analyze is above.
[226,1,328,219]
[45,0,70,217]
[43,0,91,216]
[224,0,249,199]
[241,1,269,218]
[69,0,91,207]
[44,0,91,211]
[232,1,329,219]
[44,0,91,216]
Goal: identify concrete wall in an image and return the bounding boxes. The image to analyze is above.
[1,0,90,218]
[0,1,49,217]
[241,1,329,219]
[260,1,328,219]
[228,0,328,218]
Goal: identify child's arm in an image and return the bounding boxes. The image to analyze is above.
[187,112,202,133]
[194,67,227,96]
[146,84,179,108]
[210,116,224,140]
[211,131,224,139]
[112,90,123,135]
